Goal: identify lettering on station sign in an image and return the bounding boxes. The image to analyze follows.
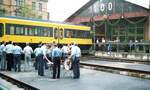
[100,2,113,12]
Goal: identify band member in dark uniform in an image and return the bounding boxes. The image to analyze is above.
[70,44,81,79]
[5,41,14,71]
[52,44,62,79]
[34,44,44,76]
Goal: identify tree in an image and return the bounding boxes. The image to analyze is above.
[17,4,41,19]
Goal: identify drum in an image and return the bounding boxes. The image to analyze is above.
[64,58,71,70]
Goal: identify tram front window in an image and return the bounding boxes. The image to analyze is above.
[0,23,3,37]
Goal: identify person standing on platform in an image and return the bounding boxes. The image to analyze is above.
[23,43,33,71]
[12,44,22,72]
[41,43,49,69]
[5,41,14,71]
[52,44,62,79]
[46,44,53,62]
[61,44,69,61]
[0,41,6,71]
[70,44,81,79]
[34,44,44,76]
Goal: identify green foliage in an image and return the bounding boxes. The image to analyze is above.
[18,4,41,19]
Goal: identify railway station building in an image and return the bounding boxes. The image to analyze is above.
[0,0,49,20]
[66,0,150,53]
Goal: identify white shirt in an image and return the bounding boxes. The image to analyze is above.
[23,46,33,55]
[34,47,43,56]
[75,46,81,57]
[70,45,76,56]
[61,46,69,54]
[0,44,6,52]
[5,44,14,54]
[41,45,47,56]
[13,45,22,55]
[70,45,81,57]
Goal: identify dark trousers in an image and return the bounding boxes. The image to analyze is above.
[53,57,61,79]
[0,52,6,70]
[44,58,49,69]
[13,54,21,72]
[34,57,38,70]
[72,56,80,78]
[6,53,13,71]
[37,54,44,76]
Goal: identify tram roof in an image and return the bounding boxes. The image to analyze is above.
[0,16,85,26]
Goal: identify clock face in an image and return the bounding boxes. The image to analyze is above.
[108,2,113,11]
[100,3,105,12]
[100,2,113,12]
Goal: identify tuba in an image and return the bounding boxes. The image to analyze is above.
[64,58,72,70]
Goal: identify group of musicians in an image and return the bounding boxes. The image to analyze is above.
[0,41,81,79]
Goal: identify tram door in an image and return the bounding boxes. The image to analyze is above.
[54,27,64,44]
[0,23,3,37]
[0,23,3,42]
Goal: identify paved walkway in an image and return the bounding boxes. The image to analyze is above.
[1,68,150,90]
[81,60,150,72]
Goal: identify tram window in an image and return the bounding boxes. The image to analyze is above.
[84,31,90,38]
[47,30,50,36]
[0,23,3,37]
[59,28,63,38]
[40,27,44,36]
[43,27,48,36]
[16,26,21,35]
[24,27,28,35]
[65,29,91,38]
[37,27,41,36]
[6,24,10,35]
[35,27,38,36]
[54,28,58,38]
[76,31,82,38]
[31,27,35,36]
[48,27,53,37]
[10,26,15,35]
[28,27,32,35]
[60,30,63,38]
[66,31,73,38]
[20,26,24,35]
[66,31,69,37]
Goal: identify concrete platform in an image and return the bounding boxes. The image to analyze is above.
[81,60,150,72]
[1,68,150,90]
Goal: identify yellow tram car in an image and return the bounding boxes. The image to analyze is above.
[0,17,92,51]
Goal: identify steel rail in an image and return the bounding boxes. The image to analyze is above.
[0,73,39,90]
[81,56,150,64]
[80,62,150,75]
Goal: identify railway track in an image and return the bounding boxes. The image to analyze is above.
[0,73,39,90]
[81,56,150,65]
[80,61,150,79]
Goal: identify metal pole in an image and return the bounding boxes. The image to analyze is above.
[93,24,96,51]
[104,2,108,52]
[105,2,108,42]
[149,0,150,9]
[92,4,96,51]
